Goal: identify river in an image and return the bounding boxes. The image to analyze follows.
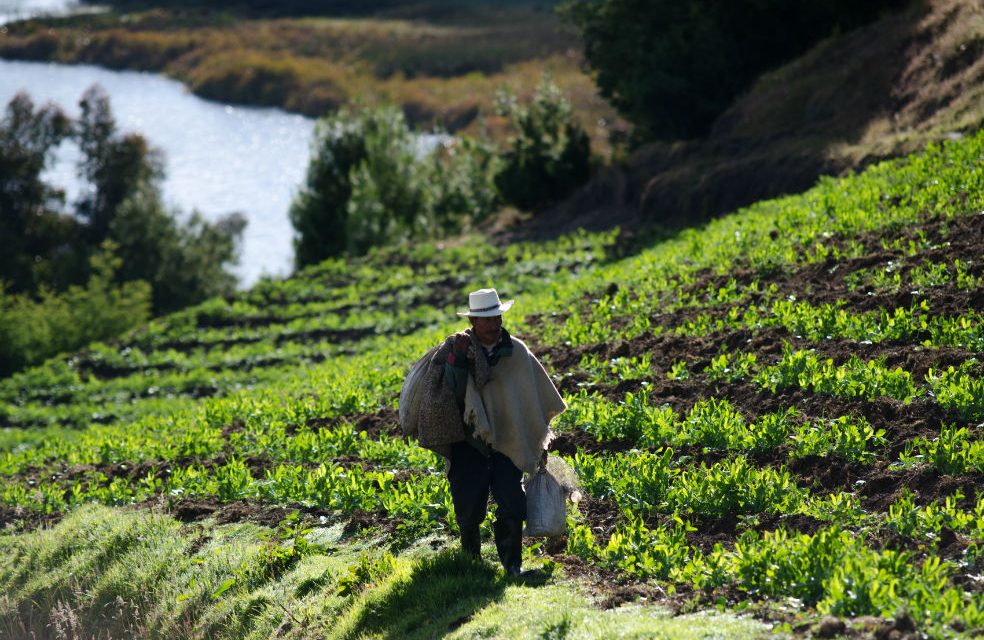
[0,0,84,23]
[4,1,452,286]
[2,59,316,286]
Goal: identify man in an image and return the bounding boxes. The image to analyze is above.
[442,288,566,576]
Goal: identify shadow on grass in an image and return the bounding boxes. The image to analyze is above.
[346,549,545,639]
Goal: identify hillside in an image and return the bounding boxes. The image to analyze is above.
[4,0,980,240]
[518,0,984,239]
[1,112,983,638]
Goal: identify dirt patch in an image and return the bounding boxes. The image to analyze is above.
[162,497,408,540]
[0,503,62,531]
[679,211,984,319]
[167,497,304,528]
[300,405,402,440]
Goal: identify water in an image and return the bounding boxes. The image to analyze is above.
[1,59,315,285]
[0,0,92,25]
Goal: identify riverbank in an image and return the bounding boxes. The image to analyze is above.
[0,3,625,155]
[1,59,315,286]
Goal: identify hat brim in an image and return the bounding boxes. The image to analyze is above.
[456,299,514,317]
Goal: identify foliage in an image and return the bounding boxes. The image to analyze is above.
[110,184,246,313]
[290,104,501,267]
[0,88,245,372]
[493,77,591,210]
[0,243,152,376]
[75,85,163,242]
[2,127,984,637]
[559,0,903,141]
[0,92,75,293]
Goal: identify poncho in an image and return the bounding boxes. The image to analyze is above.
[463,336,566,474]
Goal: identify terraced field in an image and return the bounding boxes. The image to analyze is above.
[1,131,983,638]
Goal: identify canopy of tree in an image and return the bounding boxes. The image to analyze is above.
[560,0,908,142]
[0,87,245,374]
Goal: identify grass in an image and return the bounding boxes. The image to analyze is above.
[0,4,623,155]
[0,504,770,639]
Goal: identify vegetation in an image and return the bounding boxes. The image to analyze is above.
[289,104,497,267]
[493,78,591,211]
[290,78,591,266]
[0,89,245,374]
[0,118,982,636]
[0,244,152,377]
[559,0,906,141]
[0,2,623,154]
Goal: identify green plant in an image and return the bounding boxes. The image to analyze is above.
[493,76,591,210]
[0,243,151,376]
[336,551,398,597]
[790,415,887,463]
[559,0,900,141]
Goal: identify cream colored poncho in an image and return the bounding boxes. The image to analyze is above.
[463,336,566,474]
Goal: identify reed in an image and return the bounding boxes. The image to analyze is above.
[0,6,623,153]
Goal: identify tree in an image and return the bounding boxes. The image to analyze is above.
[289,105,425,266]
[110,183,246,313]
[75,85,163,243]
[0,93,74,292]
[560,0,905,142]
[493,77,591,211]
[1,86,246,318]
[290,104,502,268]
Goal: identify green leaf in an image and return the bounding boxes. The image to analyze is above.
[210,577,237,600]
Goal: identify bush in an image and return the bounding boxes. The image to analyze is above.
[560,0,904,142]
[1,86,246,321]
[424,135,499,232]
[0,93,75,293]
[110,184,246,313]
[290,105,498,267]
[493,77,591,210]
[0,243,151,376]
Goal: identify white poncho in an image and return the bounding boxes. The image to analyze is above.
[463,336,566,474]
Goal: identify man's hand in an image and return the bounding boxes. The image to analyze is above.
[454,331,475,360]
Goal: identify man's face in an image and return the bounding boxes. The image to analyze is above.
[470,314,502,345]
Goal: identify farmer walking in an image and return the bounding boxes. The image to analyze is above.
[400,287,566,576]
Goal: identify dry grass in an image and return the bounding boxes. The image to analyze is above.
[0,5,625,155]
[713,0,984,167]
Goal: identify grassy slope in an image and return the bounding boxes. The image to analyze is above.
[0,121,982,638]
[521,0,984,239]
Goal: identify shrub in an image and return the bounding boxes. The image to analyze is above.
[290,105,499,267]
[493,77,591,211]
[110,184,246,313]
[0,243,151,376]
[560,0,904,141]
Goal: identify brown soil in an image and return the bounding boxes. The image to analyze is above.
[519,208,984,616]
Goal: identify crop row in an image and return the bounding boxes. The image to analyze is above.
[549,283,984,351]
[575,344,983,420]
[558,393,891,462]
[567,518,981,635]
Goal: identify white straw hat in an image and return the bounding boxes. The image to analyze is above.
[457,288,514,317]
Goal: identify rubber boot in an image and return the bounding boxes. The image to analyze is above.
[460,525,481,558]
[493,518,523,576]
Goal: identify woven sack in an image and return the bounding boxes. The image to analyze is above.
[398,340,464,457]
[398,344,439,438]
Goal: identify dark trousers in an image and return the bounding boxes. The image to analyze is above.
[448,441,526,528]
